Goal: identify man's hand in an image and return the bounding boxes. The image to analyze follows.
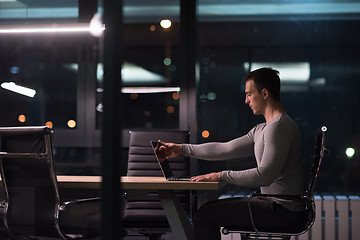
[191,172,221,182]
[156,140,183,162]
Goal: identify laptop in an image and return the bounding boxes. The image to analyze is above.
[151,141,191,181]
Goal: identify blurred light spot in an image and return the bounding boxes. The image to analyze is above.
[160,19,172,29]
[244,62,250,71]
[346,148,355,158]
[172,92,180,100]
[150,25,156,31]
[207,92,216,100]
[18,114,26,123]
[199,94,207,102]
[96,103,103,112]
[164,58,172,66]
[45,121,53,129]
[10,66,19,74]
[89,13,105,37]
[202,130,210,138]
[67,120,76,128]
[167,106,175,114]
[130,93,138,100]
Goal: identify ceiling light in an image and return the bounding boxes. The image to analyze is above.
[249,62,310,83]
[121,87,180,93]
[1,82,36,97]
[0,22,105,35]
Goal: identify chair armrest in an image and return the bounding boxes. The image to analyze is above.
[0,152,49,159]
[60,197,101,211]
[250,193,313,201]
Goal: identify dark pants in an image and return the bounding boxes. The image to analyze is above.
[194,197,308,240]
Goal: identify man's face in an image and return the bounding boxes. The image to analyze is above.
[245,80,266,115]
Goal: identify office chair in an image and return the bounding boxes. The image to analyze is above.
[0,126,101,239]
[222,126,328,240]
[122,130,191,240]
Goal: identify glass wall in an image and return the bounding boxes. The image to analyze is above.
[96,0,181,130]
[0,0,360,194]
[0,0,182,176]
[0,1,103,175]
[197,0,360,194]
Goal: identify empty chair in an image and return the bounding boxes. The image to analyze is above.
[123,130,191,239]
[0,126,101,239]
[222,126,328,240]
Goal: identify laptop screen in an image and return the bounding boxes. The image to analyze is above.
[151,141,175,179]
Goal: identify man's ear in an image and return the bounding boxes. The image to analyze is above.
[262,88,269,99]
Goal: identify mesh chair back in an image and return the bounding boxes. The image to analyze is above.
[123,130,190,228]
[0,126,61,238]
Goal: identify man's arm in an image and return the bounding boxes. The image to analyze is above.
[183,135,254,161]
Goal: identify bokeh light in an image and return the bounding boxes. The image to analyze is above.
[67,120,77,128]
[172,92,180,100]
[18,114,26,123]
[202,130,210,138]
[45,121,53,129]
[346,148,355,158]
[166,106,175,114]
[160,19,172,29]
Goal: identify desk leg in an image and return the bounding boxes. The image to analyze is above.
[158,190,195,240]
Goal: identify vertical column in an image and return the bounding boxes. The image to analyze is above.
[101,0,123,239]
[349,195,360,240]
[179,1,197,135]
[180,0,198,176]
[323,195,336,240]
[336,195,349,240]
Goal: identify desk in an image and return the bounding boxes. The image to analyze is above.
[57,176,226,240]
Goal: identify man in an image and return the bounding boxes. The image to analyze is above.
[158,67,307,240]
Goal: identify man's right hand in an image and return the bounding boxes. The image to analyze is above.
[156,140,183,162]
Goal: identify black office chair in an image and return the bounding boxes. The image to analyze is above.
[0,126,101,240]
[222,126,328,240]
[122,130,191,240]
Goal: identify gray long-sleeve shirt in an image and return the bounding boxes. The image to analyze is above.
[183,113,305,211]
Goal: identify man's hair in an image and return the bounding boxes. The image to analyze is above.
[245,67,281,101]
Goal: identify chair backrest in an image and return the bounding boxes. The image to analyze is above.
[127,130,190,177]
[306,126,327,197]
[0,126,62,238]
[123,130,190,228]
